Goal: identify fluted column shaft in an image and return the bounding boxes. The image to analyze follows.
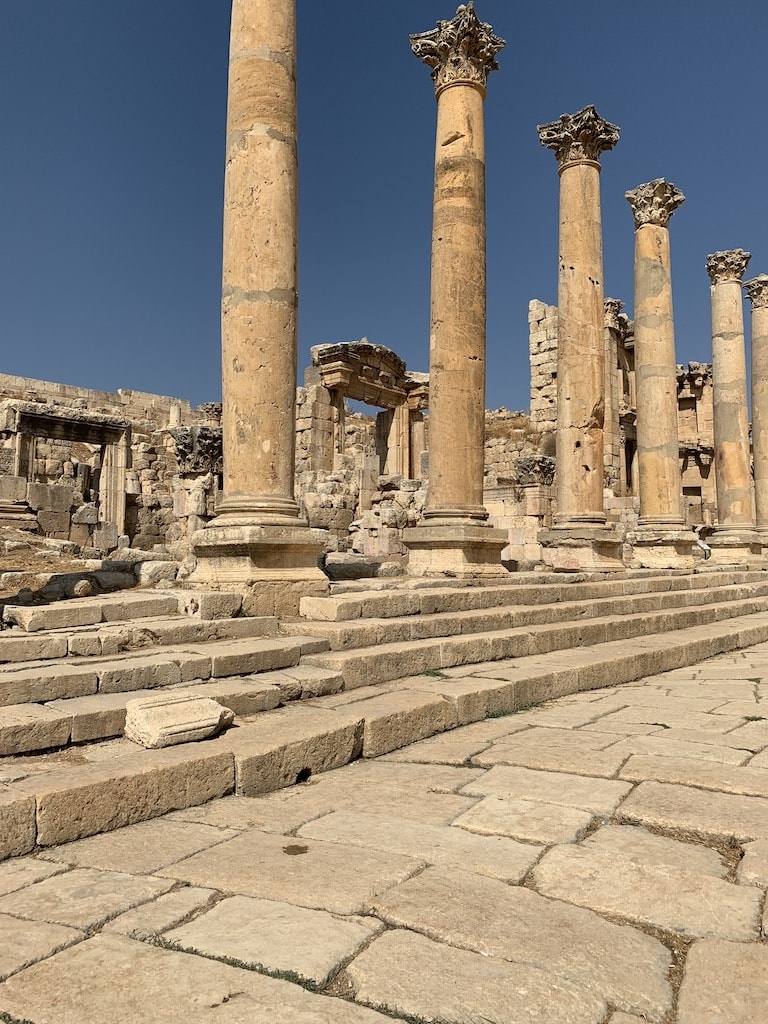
[707,250,753,527]
[627,179,685,526]
[538,107,620,527]
[746,276,768,528]
[218,0,303,526]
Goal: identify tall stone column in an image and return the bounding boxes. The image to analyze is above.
[706,249,759,562]
[625,179,694,567]
[404,3,507,576]
[745,274,768,535]
[536,105,623,570]
[192,0,327,612]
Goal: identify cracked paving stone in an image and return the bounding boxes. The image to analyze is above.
[616,781,768,842]
[102,886,218,939]
[0,857,68,896]
[533,824,761,940]
[460,764,632,816]
[677,938,768,1023]
[0,913,83,981]
[167,894,382,987]
[736,838,768,887]
[451,794,594,844]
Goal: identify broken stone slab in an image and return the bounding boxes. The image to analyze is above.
[102,886,218,939]
[0,912,83,982]
[677,938,768,1023]
[167,894,383,987]
[460,763,633,816]
[452,794,594,844]
[135,560,179,585]
[0,933,394,1023]
[124,694,234,749]
[532,824,761,941]
[736,838,768,886]
[371,865,672,1020]
[346,928,606,1024]
[616,780,768,842]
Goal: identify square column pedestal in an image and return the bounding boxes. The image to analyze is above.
[626,527,697,569]
[191,524,328,616]
[538,526,624,572]
[706,526,762,566]
[403,523,508,578]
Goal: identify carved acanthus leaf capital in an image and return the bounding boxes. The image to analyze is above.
[410,3,505,97]
[603,298,625,331]
[744,274,768,310]
[706,249,751,285]
[625,179,685,229]
[537,105,620,169]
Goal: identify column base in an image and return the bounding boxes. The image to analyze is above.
[190,522,329,616]
[626,526,697,569]
[538,525,624,572]
[403,523,508,578]
[705,526,763,565]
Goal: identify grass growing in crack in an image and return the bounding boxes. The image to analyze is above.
[149,935,317,991]
[370,1006,498,1024]
[422,669,450,679]
[0,1014,37,1024]
[486,702,539,719]
[745,715,766,722]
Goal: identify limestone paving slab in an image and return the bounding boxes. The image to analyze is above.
[532,825,761,940]
[0,857,67,896]
[473,728,629,777]
[371,866,672,1020]
[597,705,748,732]
[606,733,752,765]
[0,866,174,929]
[460,764,633,815]
[677,938,768,1024]
[38,818,240,874]
[736,838,768,886]
[0,912,83,980]
[346,928,606,1024]
[168,894,382,987]
[726,718,768,751]
[452,794,595,844]
[0,933,393,1023]
[620,754,768,797]
[381,714,530,764]
[157,828,423,915]
[616,780,768,841]
[102,885,218,939]
[299,809,541,882]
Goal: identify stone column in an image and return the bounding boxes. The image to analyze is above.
[745,274,768,535]
[536,105,623,570]
[602,298,625,496]
[192,0,327,612]
[705,249,760,562]
[403,3,507,576]
[624,179,694,567]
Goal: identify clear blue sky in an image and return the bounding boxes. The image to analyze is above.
[1,1,766,413]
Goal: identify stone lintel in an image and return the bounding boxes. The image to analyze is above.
[537,105,620,170]
[625,179,685,229]
[403,524,508,578]
[410,2,505,97]
[706,249,752,285]
[744,274,768,309]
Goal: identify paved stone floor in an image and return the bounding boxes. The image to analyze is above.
[1,643,768,1023]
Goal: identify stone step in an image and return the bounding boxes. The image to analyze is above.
[5,607,768,860]
[299,568,767,622]
[0,665,344,754]
[0,613,278,664]
[302,595,768,689]
[284,580,768,651]
[1,591,183,632]
[0,635,330,708]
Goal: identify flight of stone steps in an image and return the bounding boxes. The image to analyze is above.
[5,566,768,861]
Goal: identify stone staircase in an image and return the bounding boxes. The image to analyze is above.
[5,566,768,861]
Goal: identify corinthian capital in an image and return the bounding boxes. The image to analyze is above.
[744,274,768,310]
[603,298,625,331]
[537,105,620,170]
[706,249,752,285]
[410,3,505,97]
[625,179,685,229]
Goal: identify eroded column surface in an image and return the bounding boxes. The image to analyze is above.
[707,249,754,529]
[745,275,768,530]
[192,0,326,607]
[537,106,619,528]
[626,179,686,526]
[404,3,507,576]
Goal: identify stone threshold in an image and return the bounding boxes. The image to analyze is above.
[4,607,768,860]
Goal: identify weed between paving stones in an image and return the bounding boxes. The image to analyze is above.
[149,935,317,991]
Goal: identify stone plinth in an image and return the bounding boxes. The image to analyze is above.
[745,274,768,547]
[193,0,327,592]
[626,528,697,570]
[406,4,506,576]
[706,249,754,555]
[706,528,762,565]
[538,526,624,572]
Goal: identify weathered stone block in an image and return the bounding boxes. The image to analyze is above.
[0,704,71,756]
[37,510,71,536]
[125,694,234,749]
[0,789,36,860]
[27,482,74,512]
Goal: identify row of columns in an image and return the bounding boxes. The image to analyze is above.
[195,0,768,595]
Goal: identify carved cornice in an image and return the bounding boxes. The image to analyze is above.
[537,105,620,170]
[706,249,751,285]
[744,274,768,310]
[603,298,625,331]
[625,178,685,229]
[410,3,505,97]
